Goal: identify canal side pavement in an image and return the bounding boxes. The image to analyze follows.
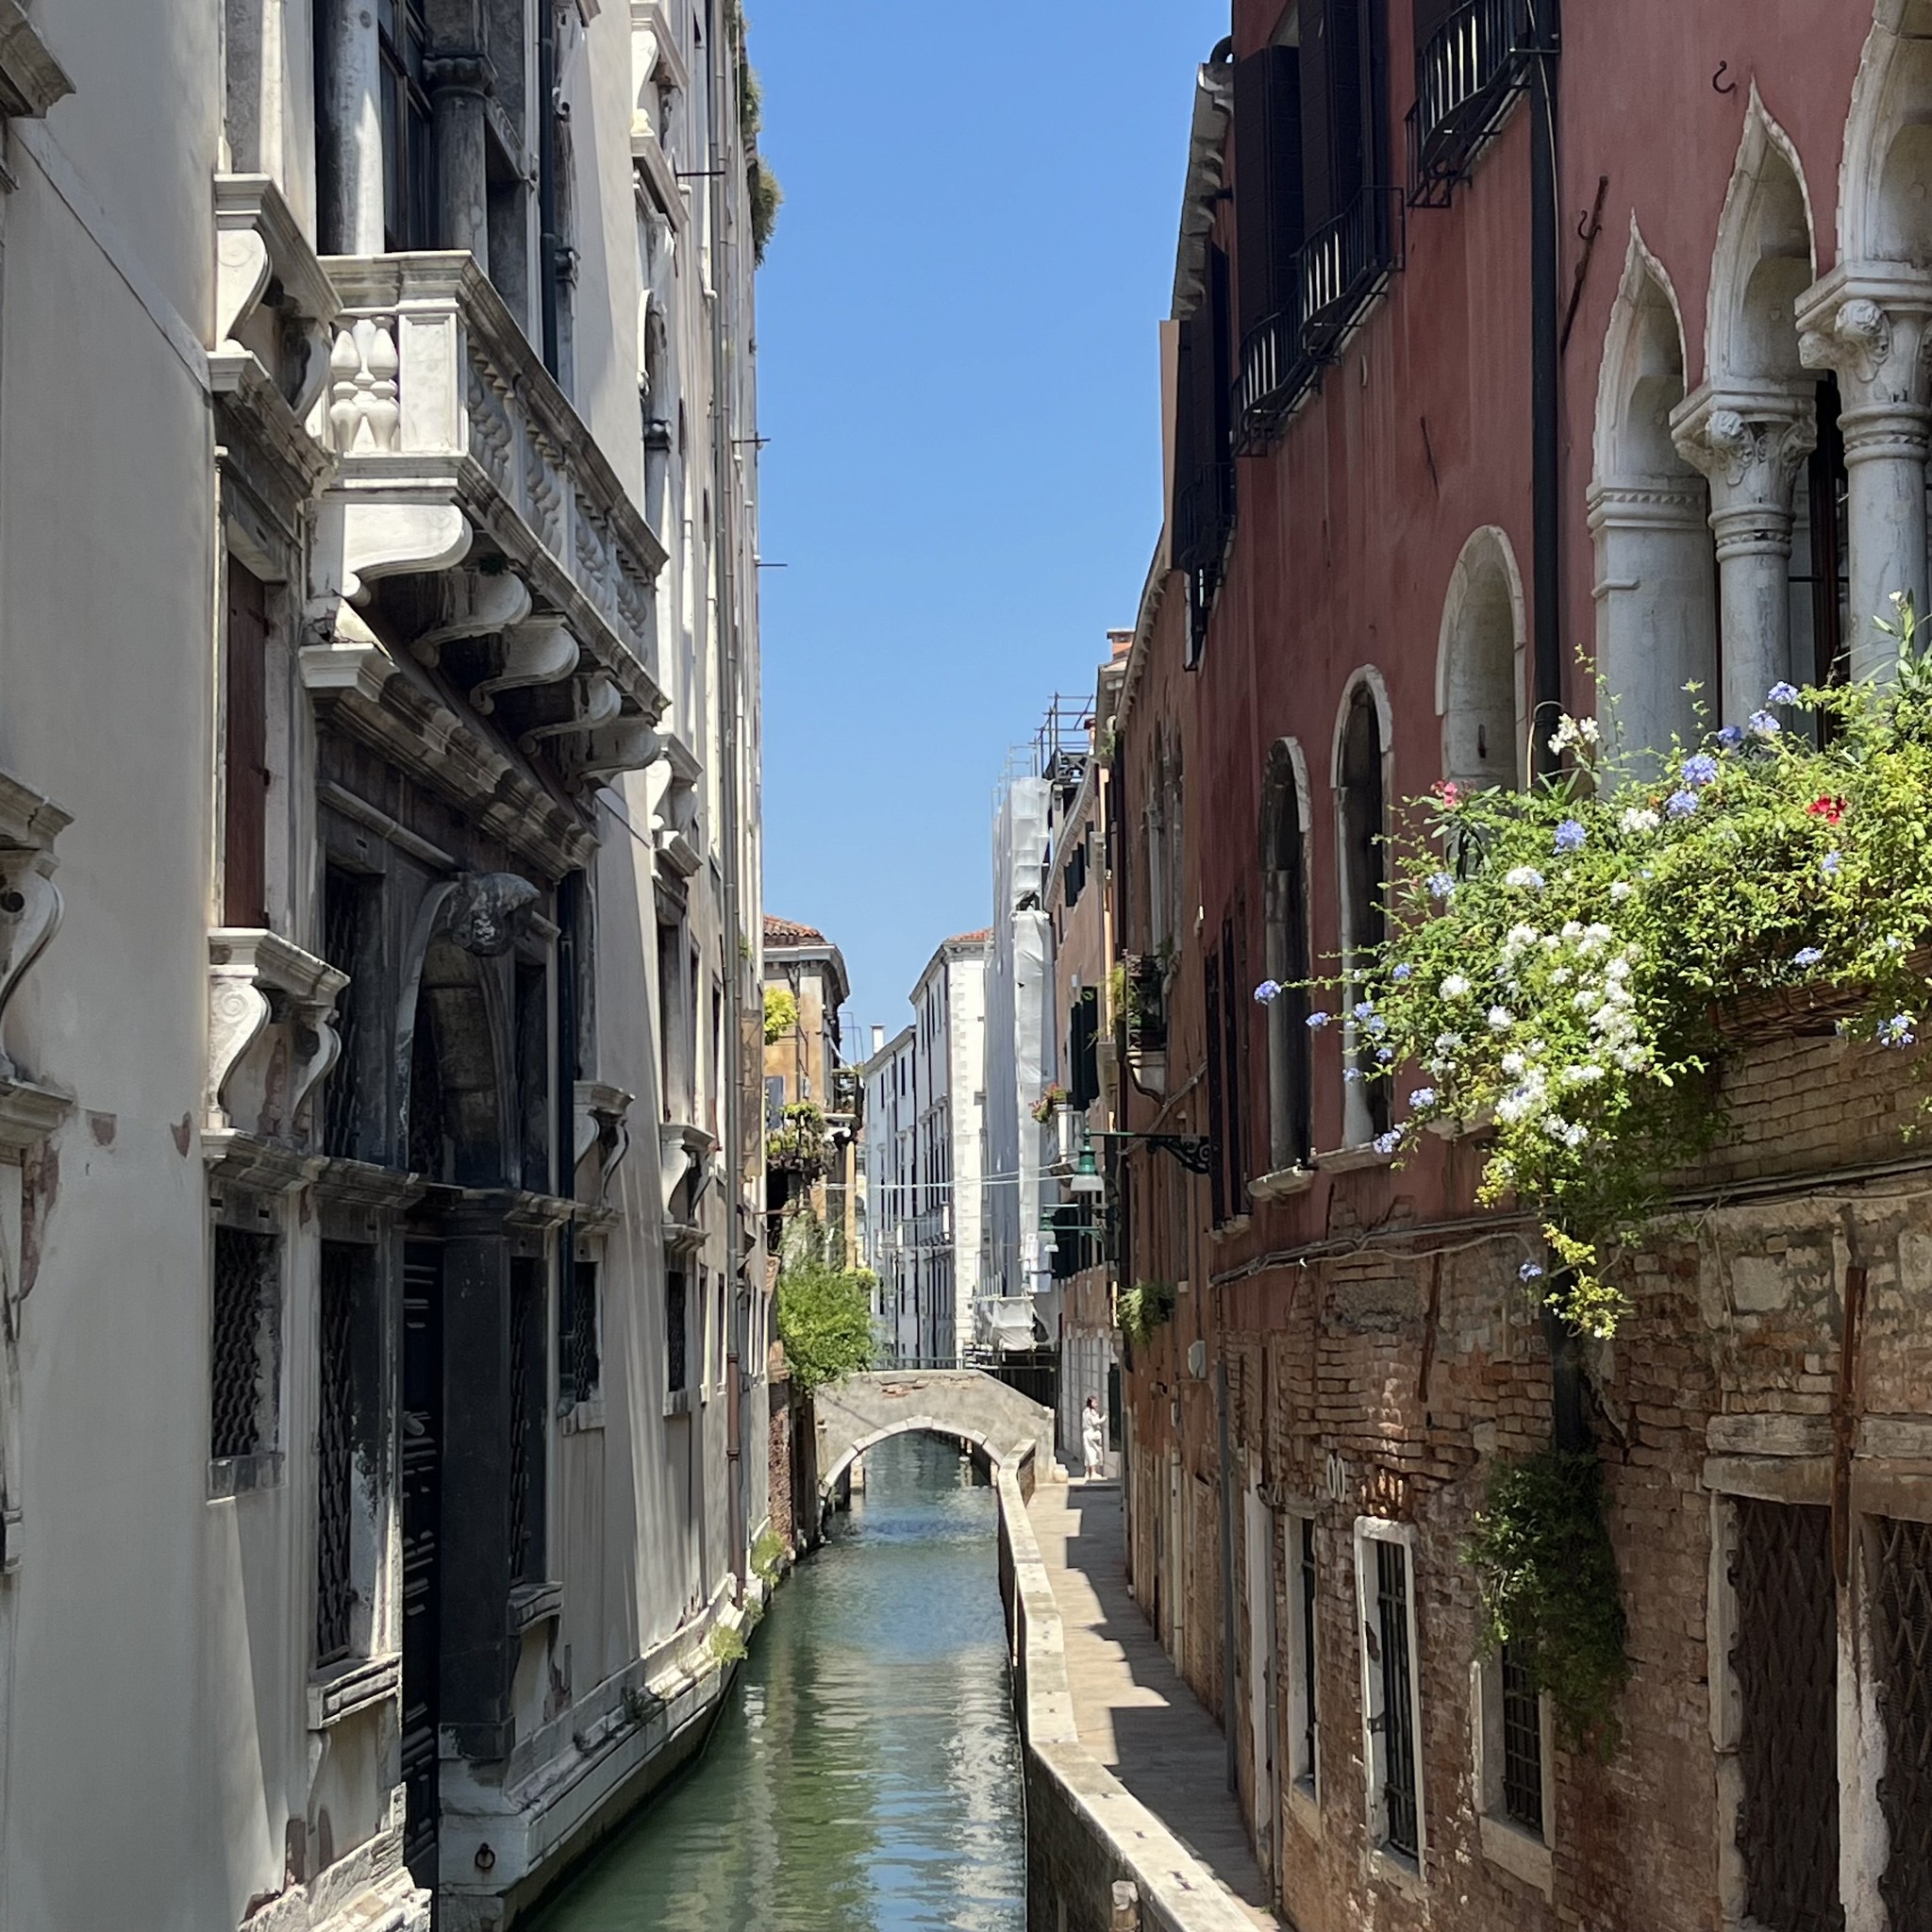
[997,1457,1277,1932]
[1025,1482,1280,1930]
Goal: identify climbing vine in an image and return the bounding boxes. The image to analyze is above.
[1462,1451,1629,1755]
[1116,1279,1176,1346]
[1264,601,1932,1335]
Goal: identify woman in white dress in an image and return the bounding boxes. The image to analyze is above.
[1081,1395,1106,1481]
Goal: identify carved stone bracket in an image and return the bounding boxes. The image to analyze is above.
[0,770,70,1112]
[211,174,338,425]
[650,733,701,874]
[474,616,579,714]
[575,1080,634,1189]
[0,1,72,140]
[411,567,533,667]
[658,1119,716,1218]
[206,930,348,1141]
[521,671,624,753]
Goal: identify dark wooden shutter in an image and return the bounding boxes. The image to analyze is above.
[1411,0,1461,55]
[1235,53,1277,344]
[1208,243,1235,480]
[1266,49,1307,292]
[1221,922,1245,1205]
[1298,0,1336,235]
[1329,0,1369,211]
[224,561,270,928]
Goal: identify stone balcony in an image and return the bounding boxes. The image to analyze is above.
[310,247,672,738]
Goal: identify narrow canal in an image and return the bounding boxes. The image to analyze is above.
[530,1432,1027,1930]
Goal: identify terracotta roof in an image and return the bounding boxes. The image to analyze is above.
[764,914,828,948]
[946,928,992,945]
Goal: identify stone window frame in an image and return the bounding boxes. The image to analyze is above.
[1353,1513,1429,1891]
[1470,1644,1556,1899]
[1283,1498,1324,1841]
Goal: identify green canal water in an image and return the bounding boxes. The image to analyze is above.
[529,1432,1028,1931]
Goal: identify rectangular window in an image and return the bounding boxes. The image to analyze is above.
[211,1224,281,1463]
[558,1257,600,1407]
[1356,1519,1424,1868]
[1499,1641,1543,1835]
[224,561,270,929]
[1731,1498,1840,1932]
[508,1259,547,1585]
[666,1266,688,1395]
[377,0,434,250]
[1289,1512,1320,1796]
[314,1241,365,1666]
[515,960,550,1193]
[1874,1514,1932,1930]
[321,866,372,1162]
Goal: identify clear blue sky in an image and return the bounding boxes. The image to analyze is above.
[750,0,1228,1049]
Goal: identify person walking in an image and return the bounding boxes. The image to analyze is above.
[1081,1395,1106,1481]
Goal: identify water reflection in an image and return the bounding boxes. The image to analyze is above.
[530,1433,1025,1931]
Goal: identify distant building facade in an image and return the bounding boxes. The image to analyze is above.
[761,915,858,1266]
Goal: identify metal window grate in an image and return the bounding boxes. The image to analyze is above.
[571,1261,600,1403]
[1376,1538,1421,1859]
[211,1225,279,1460]
[666,1268,687,1394]
[408,997,444,1178]
[321,869,365,1159]
[1299,1516,1318,1780]
[315,1243,358,1665]
[1876,1515,1932,1931]
[1731,1498,1842,1932]
[1500,1641,1543,1835]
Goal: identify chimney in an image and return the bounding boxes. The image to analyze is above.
[871,1024,885,1056]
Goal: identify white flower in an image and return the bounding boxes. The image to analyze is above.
[1440,974,1472,999]
[1541,1113,1573,1141]
[1573,988,1599,1011]
[1434,1031,1465,1054]
[1501,1052,1527,1078]
[1488,1005,1515,1031]
[1609,880,1634,902]
[1562,1122,1590,1148]
[1578,717,1601,743]
[1504,866,1546,891]
[1561,1063,1606,1086]
[1620,808,1660,834]
[1605,956,1632,980]
[1551,967,1573,985]
[1560,920,1585,942]
[1613,1043,1648,1071]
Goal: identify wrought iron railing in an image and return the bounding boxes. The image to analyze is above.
[1300,187,1404,366]
[1237,308,1318,454]
[1406,0,1557,208]
[1173,461,1235,575]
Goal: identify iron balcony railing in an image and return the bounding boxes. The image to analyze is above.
[1237,184,1405,451]
[1406,0,1558,208]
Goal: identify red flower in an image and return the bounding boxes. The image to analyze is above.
[1433,780,1462,807]
[1807,795,1847,825]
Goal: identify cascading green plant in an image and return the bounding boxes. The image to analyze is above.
[1116,1279,1177,1345]
[1264,598,1932,1335]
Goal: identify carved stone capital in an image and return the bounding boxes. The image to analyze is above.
[1797,263,1932,407]
[1671,389,1816,508]
[439,874,539,958]
[422,52,493,99]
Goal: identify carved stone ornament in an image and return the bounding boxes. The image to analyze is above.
[1671,391,1817,502]
[0,0,73,125]
[473,616,579,714]
[206,930,348,1139]
[575,1081,635,1204]
[210,175,338,423]
[441,874,540,958]
[411,567,533,668]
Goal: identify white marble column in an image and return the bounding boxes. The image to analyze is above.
[1673,390,1817,724]
[1587,480,1718,771]
[317,0,384,254]
[1799,269,1932,680]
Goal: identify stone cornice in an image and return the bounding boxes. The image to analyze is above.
[0,0,72,121]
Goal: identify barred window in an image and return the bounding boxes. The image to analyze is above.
[321,867,371,1161]
[1731,1498,1841,1932]
[1499,1641,1543,1836]
[1291,1512,1319,1791]
[1357,1520,1422,1867]
[1875,1515,1932,1932]
[211,1224,280,1462]
[666,1267,688,1395]
[558,1258,600,1408]
[315,1242,368,1666]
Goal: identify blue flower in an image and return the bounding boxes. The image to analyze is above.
[1822,850,1842,876]
[1748,709,1782,739]
[1767,681,1801,706]
[1373,1129,1403,1156]
[1519,1261,1544,1283]
[1408,1087,1437,1108]
[1427,872,1457,901]
[1879,1013,1917,1049]
[1354,999,1376,1021]
[1375,1045,1395,1063]
[1554,819,1587,854]
[1391,962,1413,982]
[1792,946,1824,970]
[1367,1016,1389,1038]
[1306,1010,1333,1030]
[1682,753,1720,788]
[1253,979,1282,1005]
[1716,724,1744,751]
[1343,1067,1363,1083]
[1666,789,1700,818]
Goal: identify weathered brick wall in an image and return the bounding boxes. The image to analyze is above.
[1119,1029,1932,1932]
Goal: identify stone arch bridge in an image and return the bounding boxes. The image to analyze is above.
[814,1368,1056,1496]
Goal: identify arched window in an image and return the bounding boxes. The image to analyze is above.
[1335,675,1391,1148]
[1437,528,1525,793]
[1675,95,1824,722]
[1588,229,1715,768]
[1260,740,1313,1173]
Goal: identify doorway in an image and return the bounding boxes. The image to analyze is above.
[1244,1486,1280,1888]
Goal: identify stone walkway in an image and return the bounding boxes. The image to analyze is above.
[1026,1480,1281,1929]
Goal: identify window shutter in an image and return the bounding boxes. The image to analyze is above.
[1266,48,1307,296]
[1410,0,1460,54]
[1328,0,1369,211]
[1205,946,1226,1226]
[1235,53,1276,345]
[1298,0,1336,236]
[224,562,270,929]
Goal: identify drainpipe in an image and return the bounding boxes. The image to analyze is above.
[1528,4,1562,784]
[709,0,749,1596]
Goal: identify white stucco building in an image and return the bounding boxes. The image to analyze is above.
[0,4,770,1927]
[862,933,987,1363]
